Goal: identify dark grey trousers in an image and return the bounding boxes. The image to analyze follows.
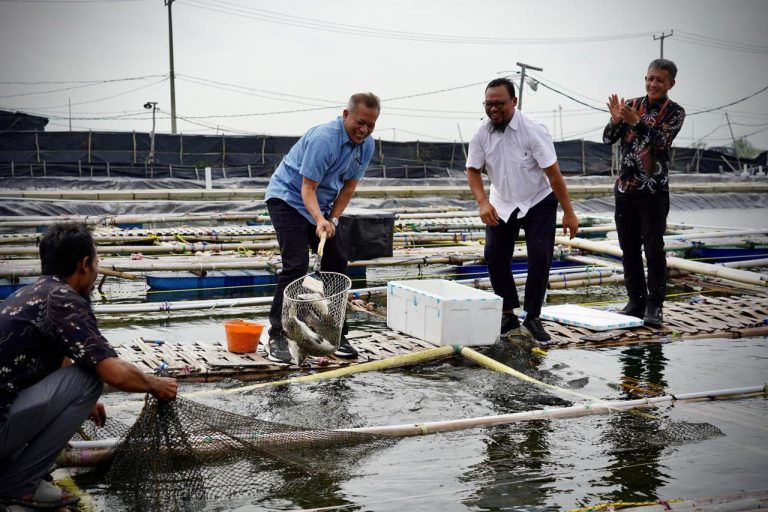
[0,365,102,497]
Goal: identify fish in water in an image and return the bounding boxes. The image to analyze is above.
[283,299,339,365]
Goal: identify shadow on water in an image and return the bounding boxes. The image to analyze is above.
[599,344,671,502]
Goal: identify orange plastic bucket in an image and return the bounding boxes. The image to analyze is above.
[223,319,264,353]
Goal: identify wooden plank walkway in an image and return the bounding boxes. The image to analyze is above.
[113,328,436,381]
[545,294,768,346]
[113,292,768,381]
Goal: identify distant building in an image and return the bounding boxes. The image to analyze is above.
[0,110,48,131]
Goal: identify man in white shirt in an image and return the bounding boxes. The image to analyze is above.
[466,78,578,343]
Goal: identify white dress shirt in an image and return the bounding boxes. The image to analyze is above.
[466,110,557,222]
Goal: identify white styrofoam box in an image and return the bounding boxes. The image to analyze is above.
[539,304,643,331]
[386,279,502,346]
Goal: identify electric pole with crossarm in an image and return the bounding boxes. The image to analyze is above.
[654,30,674,58]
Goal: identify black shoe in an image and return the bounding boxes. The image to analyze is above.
[334,336,359,359]
[643,305,663,327]
[500,313,521,338]
[618,298,646,319]
[523,316,551,343]
[265,331,291,364]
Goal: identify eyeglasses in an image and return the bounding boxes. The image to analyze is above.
[483,100,511,109]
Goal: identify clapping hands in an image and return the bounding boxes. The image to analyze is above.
[607,95,644,127]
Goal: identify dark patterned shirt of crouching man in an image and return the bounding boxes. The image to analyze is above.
[603,95,686,195]
[0,275,118,422]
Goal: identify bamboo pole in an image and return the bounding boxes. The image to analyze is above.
[186,345,459,397]
[87,265,613,314]
[0,241,281,257]
[98,268,140,281]
[557,236,768,287]
[348,385,766,436]
[3,181,768,203]
[460,347,600,402]
[56,385,767,467]
[722,257,768,269]
[664,227,768,241]
[0,211,271,228]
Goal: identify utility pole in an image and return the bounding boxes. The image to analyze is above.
[144,102,158,164]
[653,30,673,58]
[516,62,543,111]
[165,0,178,134]
[725,112,742,170]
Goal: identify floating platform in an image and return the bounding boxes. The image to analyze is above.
[113,328,438,381]
[113,292,768,381]
[454,259,582,278]
[0,277,37,299]
[146,269,277,291]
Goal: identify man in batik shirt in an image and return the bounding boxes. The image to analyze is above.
[604,58,685,327]
[0,223,177,510]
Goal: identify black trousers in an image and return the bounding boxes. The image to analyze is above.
[614,192,670,307]
[485,192,558,318]
[266,198,348,336]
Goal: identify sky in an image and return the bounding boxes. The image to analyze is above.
[1,0,767,152]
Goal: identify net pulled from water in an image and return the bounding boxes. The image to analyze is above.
[282,272,351,364]
[87,395,395,512]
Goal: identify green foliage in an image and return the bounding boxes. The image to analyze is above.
[733,137,762,159]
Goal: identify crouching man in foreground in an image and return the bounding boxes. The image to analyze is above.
[0,222,177,510]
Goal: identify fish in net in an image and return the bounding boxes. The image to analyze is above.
[282,272,351,365]
[79,396,395,511]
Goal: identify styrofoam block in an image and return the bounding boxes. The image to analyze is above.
[387,279,502,346]
[539,304,643,331]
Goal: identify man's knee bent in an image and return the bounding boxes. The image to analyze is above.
[61,365,103,405]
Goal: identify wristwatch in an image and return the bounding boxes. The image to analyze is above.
[331,217,339,227]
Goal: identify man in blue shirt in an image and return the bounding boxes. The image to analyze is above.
[264,92,380,363]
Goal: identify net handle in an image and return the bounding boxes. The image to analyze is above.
[317,231,327,258]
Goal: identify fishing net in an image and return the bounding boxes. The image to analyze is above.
[282,272,351,361]
[80,395,394,511]
[605,409,724,449]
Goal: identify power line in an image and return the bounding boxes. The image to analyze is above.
[0,74,166,86]
[688,85,768,115]
[526,78,607,112]
[178,74,339,104]
[383,81,487,102]
[0,75,164,98]
[675,30,768,55]
[0,0,144,3]
[183,0,656,45]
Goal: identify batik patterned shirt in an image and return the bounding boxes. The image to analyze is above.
[603,95,685,195]
[0,275,117,422]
